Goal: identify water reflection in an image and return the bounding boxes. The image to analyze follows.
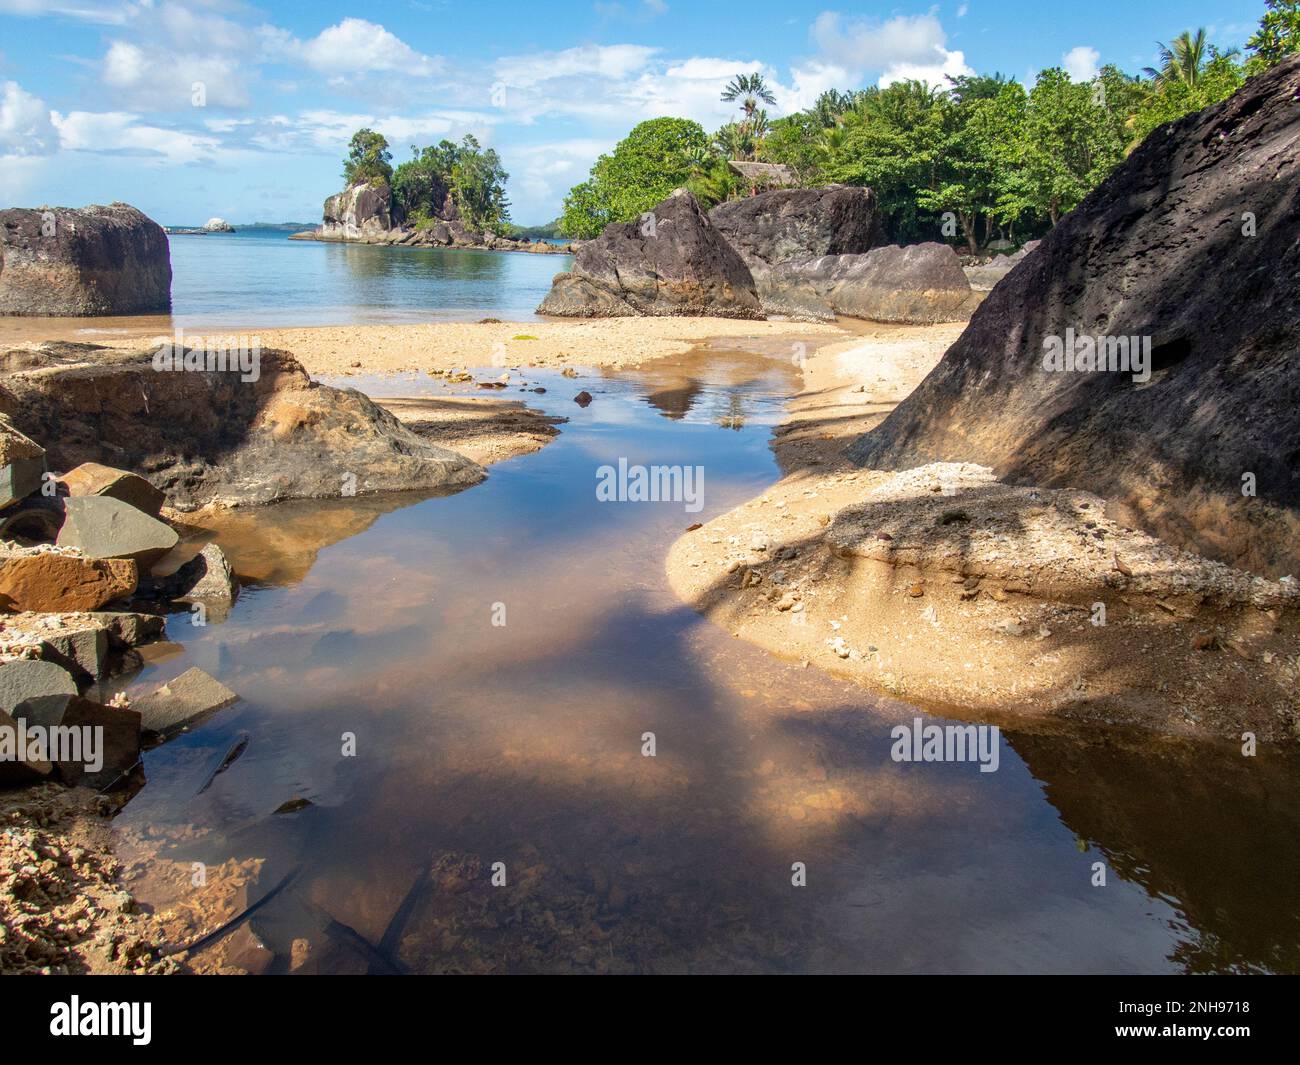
[114,349,1300,974]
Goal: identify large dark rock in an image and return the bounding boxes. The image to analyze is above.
[708,185,882,311]
[538,189,763,319]
[767,243,976,323]
[320,181,393,241]
[0,343,484,510]
[0,202,171,316]
[848,55,1300,578]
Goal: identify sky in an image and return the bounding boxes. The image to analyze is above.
[0,0,1270,225]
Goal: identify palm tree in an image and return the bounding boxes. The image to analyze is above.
[721,72,777,123]
[1143,29,1238,86]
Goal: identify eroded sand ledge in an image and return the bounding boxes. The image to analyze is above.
[667,324,1299,741]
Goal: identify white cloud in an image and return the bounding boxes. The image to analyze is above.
[494,44,659,90]
[100,39,251,108]
[0,80,56,155]
[51,109,221,165]
[0,0,143,24]
[957,3,968,17]
[1062,45,1101,82]
[286,18,443,77]
[809,11,973,88]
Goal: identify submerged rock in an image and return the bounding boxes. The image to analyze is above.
[848,55,1300,577]
[134,666,239,739]
[538,189,763,319]
[0,202,171,316]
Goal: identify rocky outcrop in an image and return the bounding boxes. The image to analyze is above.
[321,181,393,241]
[0,343,485,510]
[848,55,1300,578]
[538,189,762,319]
[203,218,234,233]
[708,185,882,309]
[0,203,171,316]
[767,243,977,323]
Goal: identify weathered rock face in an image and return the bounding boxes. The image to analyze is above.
[538,189,763,319]
[1,418,45,508]
[0,659,78,715]
[321,182,393,241]
[12,693,141,787]
[0,343,485,510]
[708,185,883,307]
[0,546,138,613]
[767,243,976,323]
[0,203,171,316]
[849,55,1300,578]
[963,240,1041,292]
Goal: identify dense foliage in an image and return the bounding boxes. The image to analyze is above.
[344,133,510,234]
[560,6,1296,246]
[559,118,710,239]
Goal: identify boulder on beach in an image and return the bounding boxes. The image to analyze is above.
[963,240,1041,292]
[708,185,883,308]
[768,243,976,324]
[848,55,1300,577]
[0,344,485,510]
[537,189,763,320]
[167,542,238,603]
[0,202,171,316]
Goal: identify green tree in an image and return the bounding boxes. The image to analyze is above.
[559,117,709,238]
[1246,0,1300,71]
[1143,29,1239,86]
[450,135,511,232]
[342,128,393,187]
[1129,51,1244,143]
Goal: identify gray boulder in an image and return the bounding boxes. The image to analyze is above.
[770,243,977,324]
[708,185,882,312]
[538,189,763,319]
[56,495,179,568]
[964,240,1042,292]
[0,658,78,715]
[0,202,171,316]
[169,542,238,602]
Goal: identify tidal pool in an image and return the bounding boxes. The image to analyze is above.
[115,348,1300,974]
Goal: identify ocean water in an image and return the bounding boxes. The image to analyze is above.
[164,227,572,328]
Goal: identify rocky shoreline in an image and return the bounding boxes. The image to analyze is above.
[666,325,1299,741]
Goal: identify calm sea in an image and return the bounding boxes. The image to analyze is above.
[164,226,572,328]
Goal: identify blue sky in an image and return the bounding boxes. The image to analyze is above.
[0,0,1269,225]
